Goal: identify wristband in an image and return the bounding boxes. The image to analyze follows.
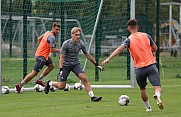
[60,68,62,71]
[94,63,98,66]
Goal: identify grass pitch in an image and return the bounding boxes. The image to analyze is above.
[1,54,181,116]
[0,79,181,117]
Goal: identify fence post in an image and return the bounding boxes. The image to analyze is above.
[156,0,160,72]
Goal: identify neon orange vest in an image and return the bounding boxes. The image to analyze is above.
[128,32,156,68]
[35,31,53,60]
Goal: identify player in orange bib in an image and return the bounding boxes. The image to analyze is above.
[102,19,164,111]
[15,22,61,93]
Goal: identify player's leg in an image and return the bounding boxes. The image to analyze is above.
[73,64,102,102]
[38,63,54,78]
[44,81,67,94]
[36,57,54,86]
[53,81,66,90]
[16,57,44,93]
[77,73,92,92]
[23,70,39,83]
[44,66,70,94]
[147,64,164,109]
[16,70,38,94]
[135,68,152,111]
[140,87,152,112]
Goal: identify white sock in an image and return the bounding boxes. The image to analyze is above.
[155,92,161,101]
[88,91,94,97]
[38,76,44,81]
[49,81,53,86]
[20,81,26,87]
[144,100,151,109]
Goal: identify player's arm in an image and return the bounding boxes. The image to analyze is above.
[59,41,67,69]
[151,44,157,52]
[59,54,64,69]
[150,38,157,52]
[147,34,157,52]
[102,38,129,66]
[86,53,96,64]
[57,54,64,81]
[38,35,43,44]
[80,40,104,71]
[57,42,66,80]
[102,45,125,66]
[50,47,61,53]
[48,35,61,53]
[86,53,105,71]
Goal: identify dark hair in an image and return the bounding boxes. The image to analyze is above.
[52,22,61,28]
[127,19,137,26]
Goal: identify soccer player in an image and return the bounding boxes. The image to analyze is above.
[44,27,104,102]
[102,19,164,111]
[15,22,61,93]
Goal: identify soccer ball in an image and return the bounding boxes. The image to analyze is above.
[118,95,130,106]
[2,86,10,94]
[64,84,70,91]
[49,86,56,92]
[74,82,83,90]
[33,84,44,92]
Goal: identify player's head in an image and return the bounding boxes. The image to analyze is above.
[71,27,81,35]
[127,19,139,33]
[71,27,81,43]
[52,22,61,36]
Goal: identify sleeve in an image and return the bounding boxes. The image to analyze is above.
[60,41,67,55]
[80,40,88,55]
[47,35,56,48]
[146,33,155,46]
[121,38,130,48]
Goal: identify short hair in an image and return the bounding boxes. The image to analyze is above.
[127,19,138,26]
[71,27,82,34]
[52,22,60,28]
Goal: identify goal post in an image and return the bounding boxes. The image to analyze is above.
[1,0,139,93]
[0,0,2,95]
[82,0,135,88]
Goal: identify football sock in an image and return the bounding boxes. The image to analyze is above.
[88,91,94,97]
[144,100,151,109]
[155,92,161,101]
[38,76,44,81]
[20,81,26,87]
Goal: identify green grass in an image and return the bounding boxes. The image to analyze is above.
[1,54,181,116]
[2,56,128,87]
[0,78,181,117]
[3,55,181,87]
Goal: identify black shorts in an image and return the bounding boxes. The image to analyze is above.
[58,64,84,82]
[33,56,53,72]
[134,64,161,89]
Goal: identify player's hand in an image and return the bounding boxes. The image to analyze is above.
[94,63,105,72]
[102,58,109,66]
[57,68,62,81]
[96,65,105,72]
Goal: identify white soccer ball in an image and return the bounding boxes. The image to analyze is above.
[118,95,130,106]
[49,86,56,92]
[64,84,70,91]
[2,86,10,94]
[74,82,83,90]
[33,84,44,92]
